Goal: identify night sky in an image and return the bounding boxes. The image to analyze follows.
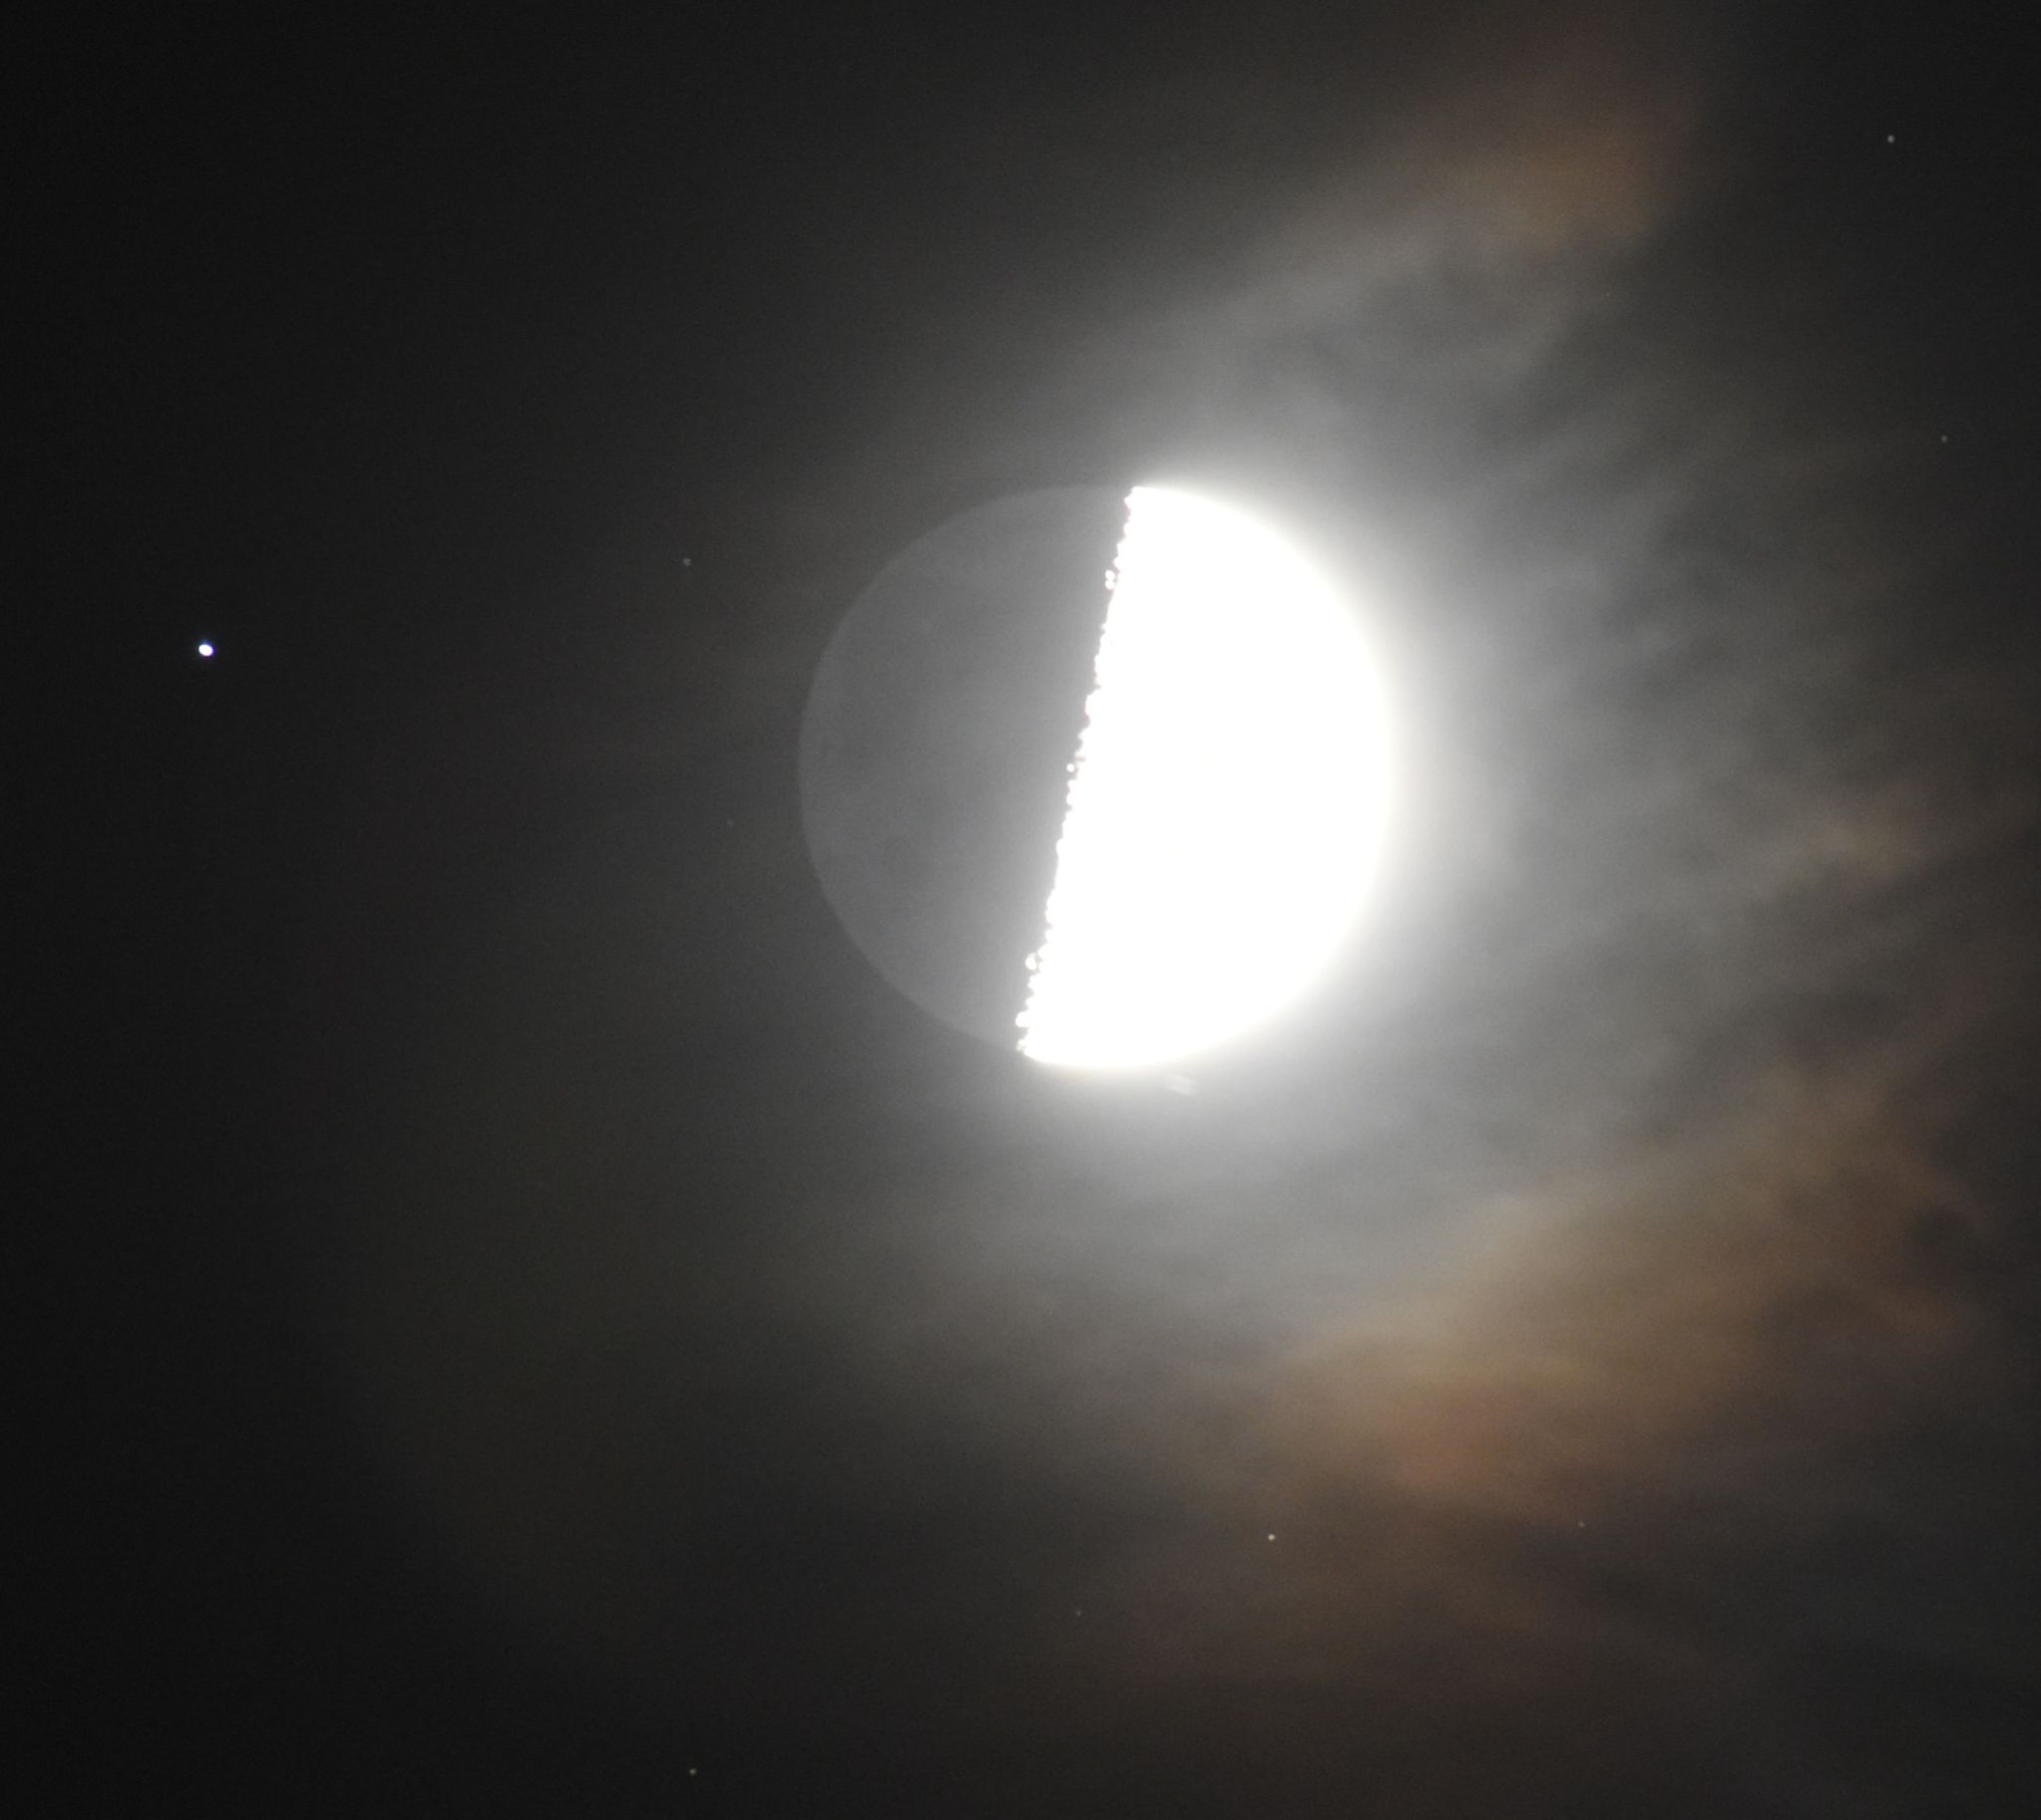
[34,5,2041,1814]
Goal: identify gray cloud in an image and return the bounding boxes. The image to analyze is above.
[306,3,2038,1807]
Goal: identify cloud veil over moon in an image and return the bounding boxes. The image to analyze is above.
[108,3,2034,1813]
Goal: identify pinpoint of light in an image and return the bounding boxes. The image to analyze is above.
[195,641,215,658]
[1018,485,1390,1070]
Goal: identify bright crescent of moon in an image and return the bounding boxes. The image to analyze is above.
[1018,486,1390,1070]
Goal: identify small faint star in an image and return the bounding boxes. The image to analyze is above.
[1266,1532,1277,1542]
[1885,133,1895,145]
[196,641,214,658]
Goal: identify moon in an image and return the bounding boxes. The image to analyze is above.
[800,483,1389,1069]
[1020,485,1388,1068]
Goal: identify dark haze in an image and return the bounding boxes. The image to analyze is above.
[33,4,2039,1814]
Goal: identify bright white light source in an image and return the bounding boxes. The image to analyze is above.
[1018,486,1388,1070]
[195,642,215,658]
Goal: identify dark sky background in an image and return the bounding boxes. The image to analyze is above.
[33,4,2041,1814]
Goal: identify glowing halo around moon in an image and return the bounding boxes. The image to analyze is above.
[1017,485,1390,1071]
